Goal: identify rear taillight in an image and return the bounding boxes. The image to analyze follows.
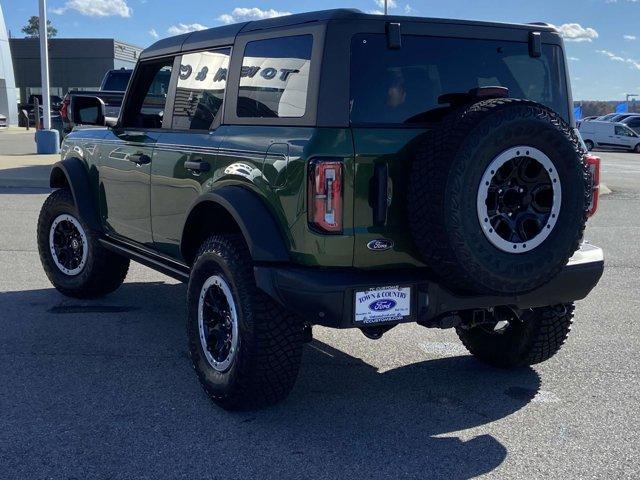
[585,154,600,218]
[60,94,70,121]
[308,159,343,233]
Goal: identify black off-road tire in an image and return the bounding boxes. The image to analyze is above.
[187,235,304,410]
[408,98,590,295]
[455,303,574,368]
[37,188,129,298]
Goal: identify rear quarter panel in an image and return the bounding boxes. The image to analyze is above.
[215,125,355,266]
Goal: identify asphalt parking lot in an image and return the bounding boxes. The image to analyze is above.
[0,147,638,479]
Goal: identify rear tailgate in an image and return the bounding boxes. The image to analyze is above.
[349,30,569,268]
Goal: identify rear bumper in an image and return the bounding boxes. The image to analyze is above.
[254,243,604,329]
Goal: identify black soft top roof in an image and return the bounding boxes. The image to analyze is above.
[140,8,557,60]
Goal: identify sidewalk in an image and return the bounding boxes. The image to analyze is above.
[0,127,58,188]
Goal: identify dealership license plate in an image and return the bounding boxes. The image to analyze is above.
[354,286,411,324]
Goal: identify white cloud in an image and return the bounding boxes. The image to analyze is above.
[553,23,599,42]
[217,7,291,24]
[598,49,626,62]
[51,0,132,17]
[167,23,208,35]
[149,28,158,39]
[597,50,640,70]
[624,35,637,41]
[568,56,580,61]
[404,5,415,14]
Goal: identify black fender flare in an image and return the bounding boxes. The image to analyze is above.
[182,186,290,263]
[49,157,101,231]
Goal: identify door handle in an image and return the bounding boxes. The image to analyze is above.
[184,158,211,173]
[127,152,151,165]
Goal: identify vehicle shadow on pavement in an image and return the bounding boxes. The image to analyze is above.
[0,165,54,190]
[0,281,541,480]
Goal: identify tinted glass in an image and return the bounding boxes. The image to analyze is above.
[237,35,312,118]
[350,34,569,125]
[102,71,132,92]
[172,49,230,130]
[122,59,172,128]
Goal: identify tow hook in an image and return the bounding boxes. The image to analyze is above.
[360,324,396,340]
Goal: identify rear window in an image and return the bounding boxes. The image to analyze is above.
[102,71,132,92]
[237,35,312,118]
[350,34,569,125]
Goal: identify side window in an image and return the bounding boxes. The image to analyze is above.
[237,35,313,118]
[172,48,231,130]
[122,59,173,129]
[615,125,633,136]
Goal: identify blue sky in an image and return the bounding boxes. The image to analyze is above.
[3,0,639,100]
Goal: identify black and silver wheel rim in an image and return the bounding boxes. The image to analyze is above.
[477,146,561,253]
[198,275,239,372]
[49,214,88,276]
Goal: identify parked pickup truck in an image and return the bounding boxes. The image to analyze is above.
[60,69,169,138]
[59,69,132,137]
[38,9,604,410]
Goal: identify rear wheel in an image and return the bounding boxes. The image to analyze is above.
[584,140,595,151]
[37,189,129,298]
[187,235,304,410]
[455,303,574,368]
[633,143,640,153]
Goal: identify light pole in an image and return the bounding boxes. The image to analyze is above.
[385,0,388,15]
[35,0,59,153]
[626,93,638,113]
[38,0,50,131]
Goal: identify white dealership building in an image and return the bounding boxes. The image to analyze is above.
[0,2,18,125]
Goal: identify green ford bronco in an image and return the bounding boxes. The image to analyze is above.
[37,9,604,410]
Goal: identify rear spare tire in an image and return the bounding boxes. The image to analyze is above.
[408,98,589,295]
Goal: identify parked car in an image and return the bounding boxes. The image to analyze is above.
[576,115,599,128]
[621,115,640,135]
[579,120,640,152]
[596,113,618,121]
[37,9,604,410]
[0,114,6,129]
[609,113,640,123]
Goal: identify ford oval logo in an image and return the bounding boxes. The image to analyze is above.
[367,239,394,251]
[369,299,397,312]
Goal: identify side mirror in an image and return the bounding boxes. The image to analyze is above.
[70,96,106,126]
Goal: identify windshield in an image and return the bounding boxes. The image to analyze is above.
[102,71,132,91]
[350,34,569,125]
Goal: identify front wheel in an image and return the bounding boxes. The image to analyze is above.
[584,140,595,151]
[455,303,574,368]
[187,235,304,410]
[37,188,129,298]
[633,143,640,154]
